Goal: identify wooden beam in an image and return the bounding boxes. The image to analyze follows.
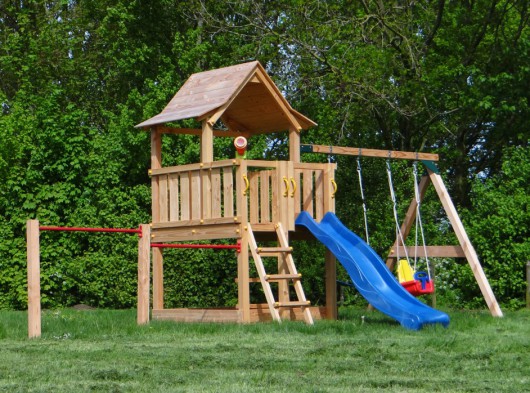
[428,170,503,317]
[389,245,466,258]
[157,125,250,139]
[303,144,439,162]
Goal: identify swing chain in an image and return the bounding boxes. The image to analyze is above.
[357,156,370,245]
[386,160,410,263]
[413,161,431,280]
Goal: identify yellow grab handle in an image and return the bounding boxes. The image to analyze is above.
[331,179,338,198]
[282,176,290,197]
[243,175,250,196]
[290,177,297,198]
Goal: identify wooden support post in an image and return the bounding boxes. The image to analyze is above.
[325,249,337,320]
[289,127,301,163]
[428,170,503,317]
[201,121,214,163]
[236,160,250,322]
[151,127,164,310]
[137,224,151,325]
[26,219,41,339]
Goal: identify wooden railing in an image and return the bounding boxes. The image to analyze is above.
[150,160,336,230]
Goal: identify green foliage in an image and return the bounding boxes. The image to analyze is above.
[460,146,530,309]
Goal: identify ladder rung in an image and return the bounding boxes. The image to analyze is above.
[265,274,302,282]
[257,247,293,254]
[274,301,311,308]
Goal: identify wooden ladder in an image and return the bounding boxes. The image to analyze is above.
[247,223,314,325]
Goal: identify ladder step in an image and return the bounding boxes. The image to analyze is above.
[265,274,302,282]
[257,247,292,254]
[274,301,311,308]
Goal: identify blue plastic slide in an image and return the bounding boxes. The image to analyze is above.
[296,211,450,330]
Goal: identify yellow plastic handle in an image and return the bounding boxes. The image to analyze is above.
[331,179,338,198]
[290,177,297,198]
[282,176,290,197]
[243,175,250,196]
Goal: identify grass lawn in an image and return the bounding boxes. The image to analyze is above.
[0,307,528,392]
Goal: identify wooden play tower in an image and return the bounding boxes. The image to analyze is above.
[136,61,338,324]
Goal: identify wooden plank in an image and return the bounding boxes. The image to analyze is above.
[428,170,503,317]
[157,125,250,138]
[249,172,259,223]
[137,224,150,325]
[211,168,222,218]
[191,170,201,220]
[151,223,241,242]
[260,171,271,223]
[151,128,162,223]
[26,219,41,338]
[305,144,440,162]
[168,173,180,221]
[315,170,324,220]
[223,168,234,217]
[180,172,190,220]
[302,170,314,217]
[292,170,301,215]
[152,217,240,229]
[158,175,169,222]
[389,245,466,258]
[202,168,212,220]
[323,163,336,214]
[249,306,326,322]
[151,159,238,176]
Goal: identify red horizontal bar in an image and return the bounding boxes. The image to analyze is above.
[151,243,240,251]
[40,226,141,234]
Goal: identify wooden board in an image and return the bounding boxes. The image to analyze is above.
[305,144,439,162]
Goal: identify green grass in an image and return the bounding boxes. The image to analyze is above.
[0,308,529,392]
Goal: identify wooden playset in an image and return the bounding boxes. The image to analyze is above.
[26,61,502,337]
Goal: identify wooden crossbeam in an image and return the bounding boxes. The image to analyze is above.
[301,144,439,162]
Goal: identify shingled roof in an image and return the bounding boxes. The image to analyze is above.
[135,61,316,134]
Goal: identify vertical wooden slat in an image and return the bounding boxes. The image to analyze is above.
[27,219,41,339]
[292,170,301,215]
[260,171,271,223]
[314,170,324,220]
[202,168,212,220]
[169,173,179,221]
[191,170,201,220]
[211,168,221,218]
[302,170,314,217]
[137,224,150,325]
[159,175,169,222]
[180,172,190,220]
[271,170,279,223]
[223,167,234,217]
[201,121,214,163]
[249,172,259,223]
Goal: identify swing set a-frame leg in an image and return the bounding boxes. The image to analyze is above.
[427,169,503,317]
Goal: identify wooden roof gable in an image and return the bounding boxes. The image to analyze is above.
[135,61,316,134]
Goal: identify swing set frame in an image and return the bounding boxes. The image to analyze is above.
[301,144,503,317]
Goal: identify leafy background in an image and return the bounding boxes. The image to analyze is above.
[1,0,528,310]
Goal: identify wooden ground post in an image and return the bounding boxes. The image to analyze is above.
[137,224,151,324]
[26,219,41,338]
